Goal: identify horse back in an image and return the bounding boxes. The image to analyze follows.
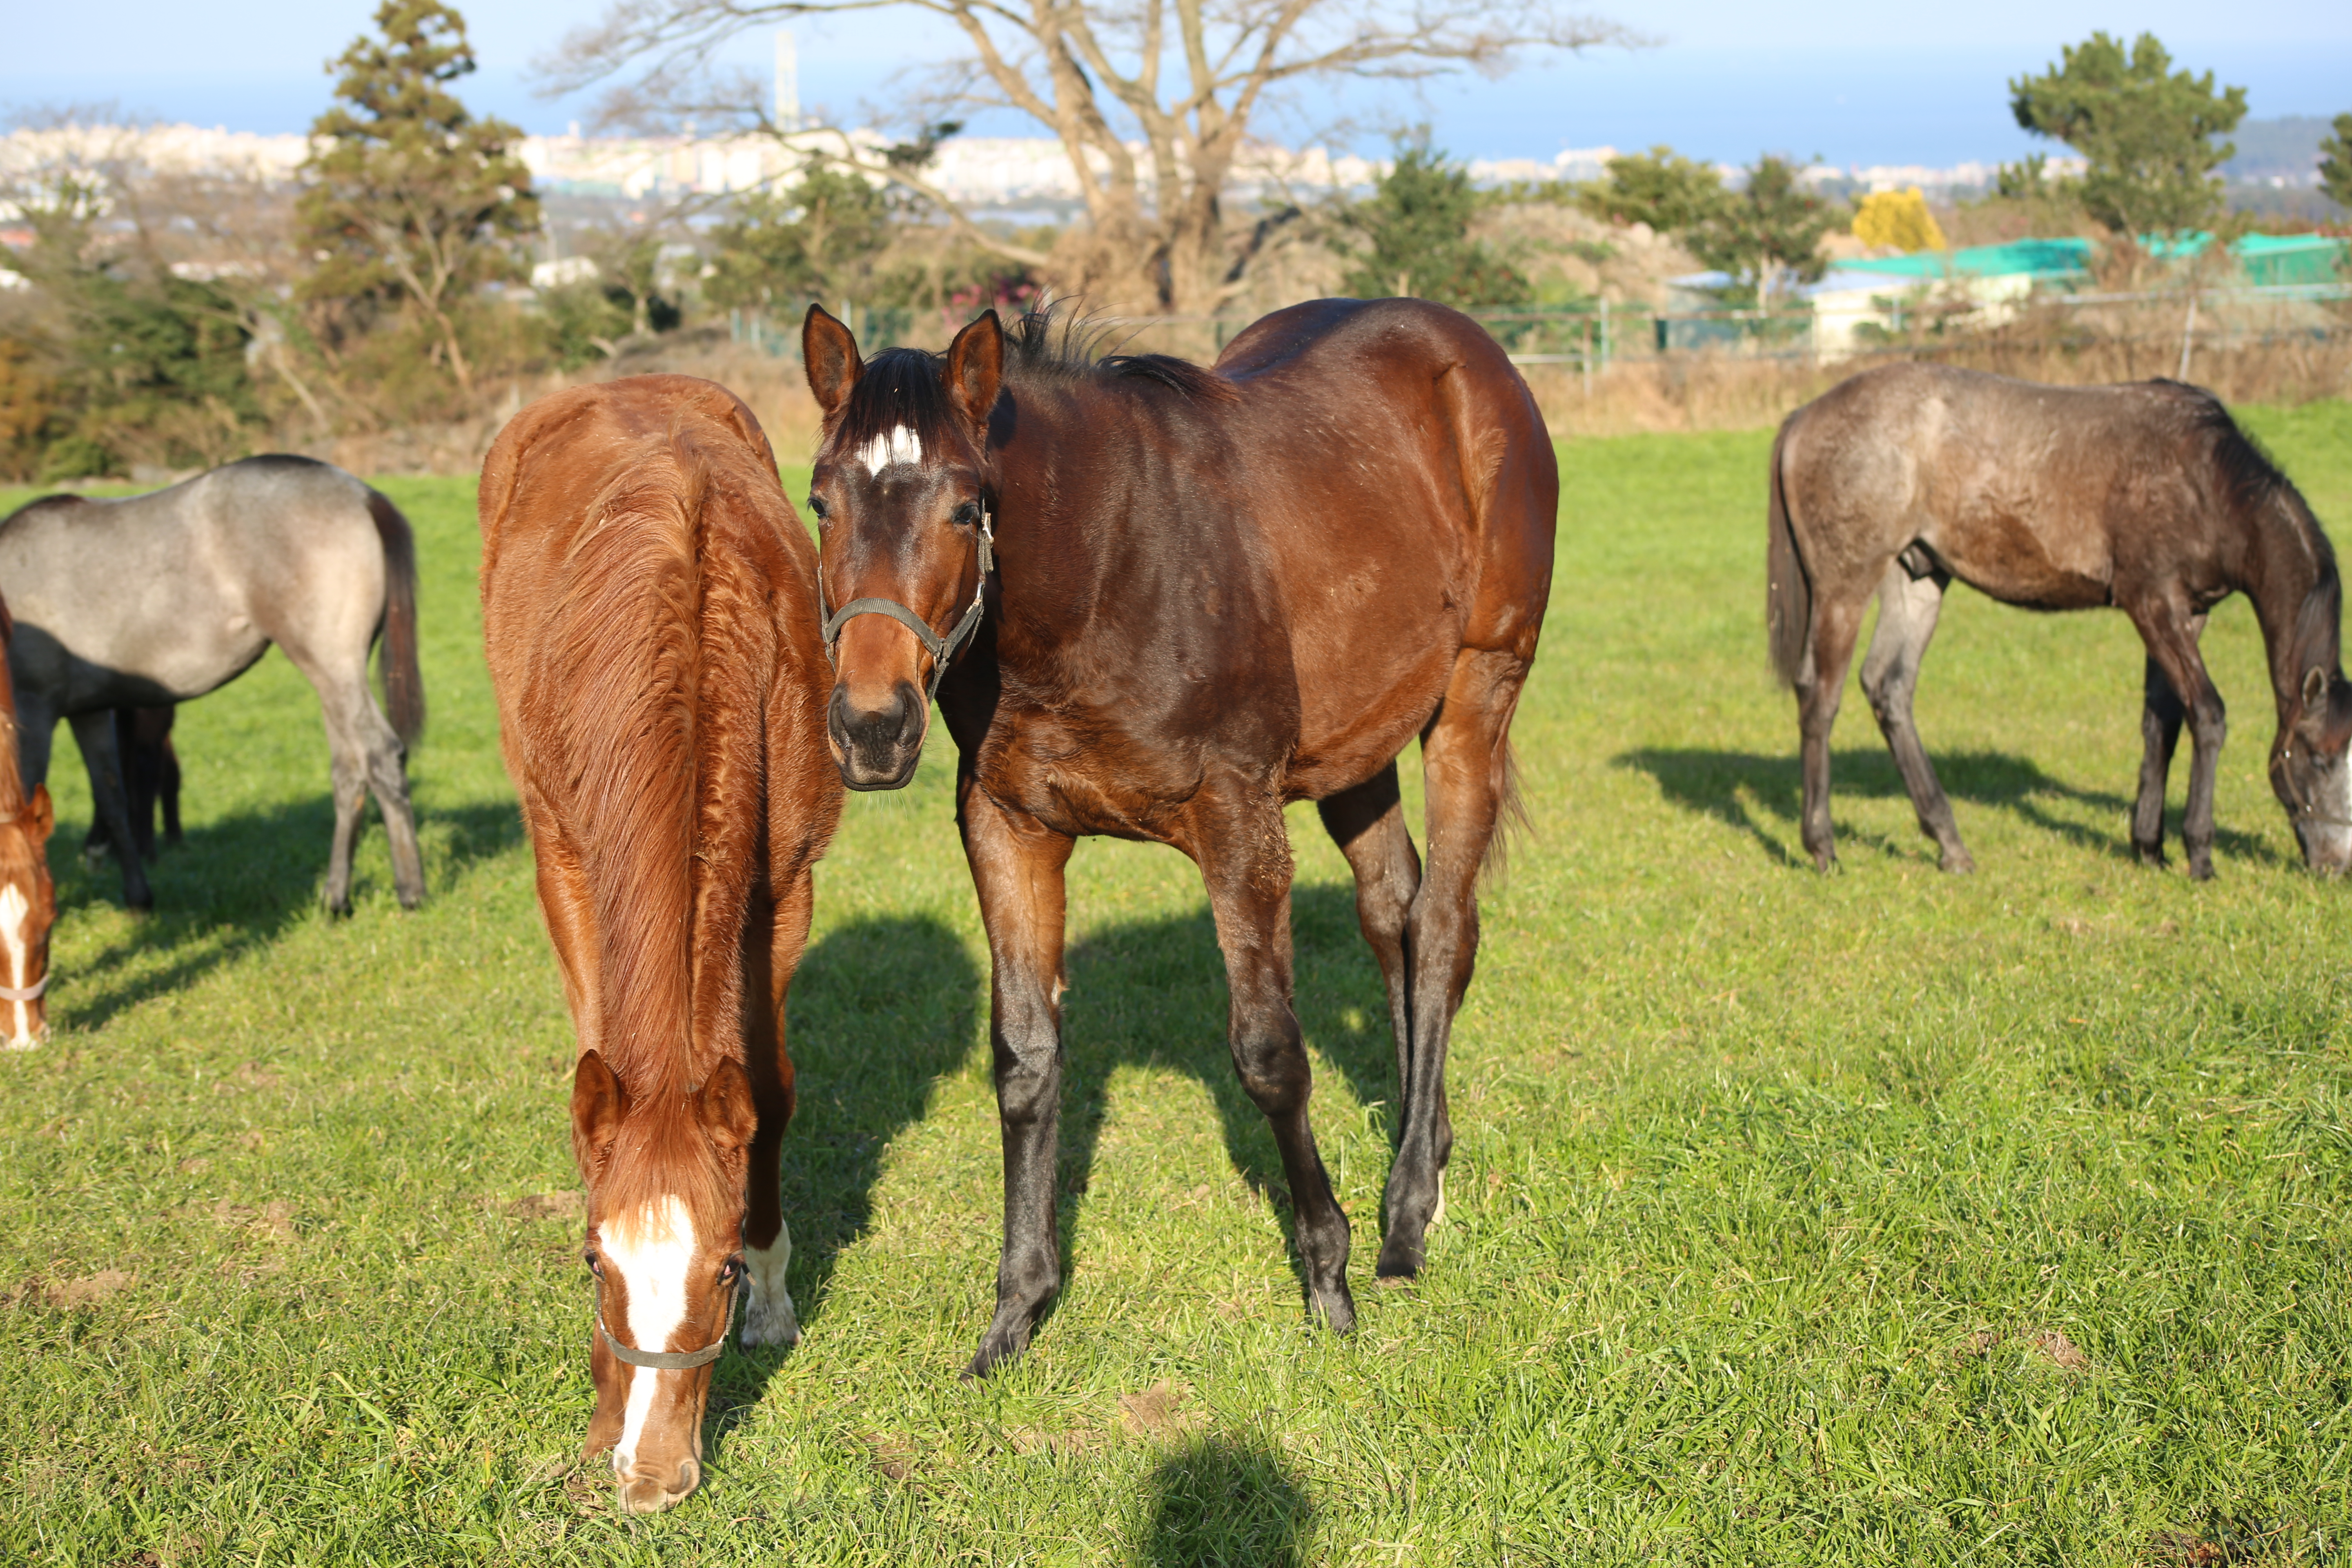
[1781,364,2258,612]
[480,375,839,1091]
[1214,299,1557,786]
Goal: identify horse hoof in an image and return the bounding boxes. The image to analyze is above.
[1940,851,1975,874]
[1316,1283,1358,1332]
[1373,1241,1424,1281]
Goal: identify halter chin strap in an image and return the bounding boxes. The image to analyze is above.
[818,506,995,705]
[0,975,47,1003]
[595,1280,739,1371]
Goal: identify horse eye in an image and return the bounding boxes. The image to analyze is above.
[717,1257,744,1285]
[807,494,828,521]
[951,501,979,528]
[583,1251,604,1278]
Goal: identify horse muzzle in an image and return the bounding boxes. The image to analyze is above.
[828,680,927,791]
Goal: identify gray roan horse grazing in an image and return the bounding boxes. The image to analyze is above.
[0,455,425,911]
[1769,363,2352,879]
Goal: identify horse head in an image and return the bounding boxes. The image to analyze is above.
[570,1050,756,1512]
[2272,666,2352,875]
[802,305,1003,791]
[0,784,56,1048]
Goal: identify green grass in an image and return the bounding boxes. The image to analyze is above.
[4,406,2351,1564]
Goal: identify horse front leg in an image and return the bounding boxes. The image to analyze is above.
[2133,655,2188,867]
[2137,610,2225,879]
[958,778,1074,1379]
[67,709,151,912]
[739,876,812,1349]
[1193,774,1354,1330]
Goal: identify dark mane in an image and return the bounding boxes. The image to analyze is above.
[1004,304,1237,403]
[2171,383,2343,673]
[836,345,966,450]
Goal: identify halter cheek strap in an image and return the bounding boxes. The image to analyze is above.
[818,506,996,705]
[595,1280,739,1370]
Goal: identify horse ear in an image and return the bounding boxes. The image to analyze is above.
[696,1057,758,1152]
[802,304,861,416]
[571,1051,626,1178]
[24,785,51,844]
[944,309,1004,430]
[2304,667,2330,714]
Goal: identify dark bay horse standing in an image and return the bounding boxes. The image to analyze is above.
[0,593,58,1050]
[480,375,842,1512]
[802,299,1556,1376]
[0,456,425,911]
[1770,363,2352,879]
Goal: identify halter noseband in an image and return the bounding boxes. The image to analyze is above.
[0,975,47,1003]
[2271,740,2352,831]
[595,1278,739,1370]
[817,506,995,706]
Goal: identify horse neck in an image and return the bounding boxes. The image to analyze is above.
[2244,486,2341,724]
[990,383,1114,655]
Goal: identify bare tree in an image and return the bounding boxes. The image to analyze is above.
[545,0,1636,315]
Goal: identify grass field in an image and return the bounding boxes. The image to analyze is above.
[3,402,2350,1565]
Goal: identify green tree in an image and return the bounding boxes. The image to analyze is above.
[1686,155,1835,307]
[704,165,893,318]
[2321,113,2352,213]
[1343,138,1529,308]
[1579,145,1727,234]
[298,0,539,394]
[2009,32,2247,241]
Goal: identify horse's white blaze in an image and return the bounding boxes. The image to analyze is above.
[740,1225,798,1347]
[855,425,922,476]
[0,884,32,1049]
[604,1195,697,1472]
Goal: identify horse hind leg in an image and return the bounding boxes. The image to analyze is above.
[1316,761,1421,1135]
[313,682,423,915]
[1796,583,1871,873]
[1861,558,1972,873]
[1377,648,1528,1281]
[1191,774,1354,1332]
[2133,655,2188,866]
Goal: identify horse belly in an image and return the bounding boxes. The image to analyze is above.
[1930,507,2114,612]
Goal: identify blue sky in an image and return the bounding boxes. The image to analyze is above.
[5,0,2347,167]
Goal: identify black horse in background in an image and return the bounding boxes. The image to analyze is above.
[82,706,181,867]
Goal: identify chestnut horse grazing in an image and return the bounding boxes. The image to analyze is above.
[0,595,58,1050]
[802,299,1556,1376]
[480,376,842,1512]
[1770,363,2352,879]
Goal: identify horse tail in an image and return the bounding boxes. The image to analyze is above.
[1766,417,1811,688]
[365,488,426,745]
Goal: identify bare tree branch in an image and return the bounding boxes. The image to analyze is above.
[537,0,1642,312]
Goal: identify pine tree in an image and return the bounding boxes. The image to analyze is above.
[2320,114,2352,214]
[2009,33,2246,241]
[298,0,537,394]
[1343,138,1529,309]
[1579,146,1728,236]
[1687,156,1836,307]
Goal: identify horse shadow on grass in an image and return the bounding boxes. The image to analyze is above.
[1140,1434,1312,1567]
[55,795,525,1032]
[1614,746,2284,869]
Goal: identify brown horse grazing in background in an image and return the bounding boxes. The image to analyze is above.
[480,375,842,1512]
[802,298,1556,1377]
[0,594,58,1050]
[1770,363,2352,880]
